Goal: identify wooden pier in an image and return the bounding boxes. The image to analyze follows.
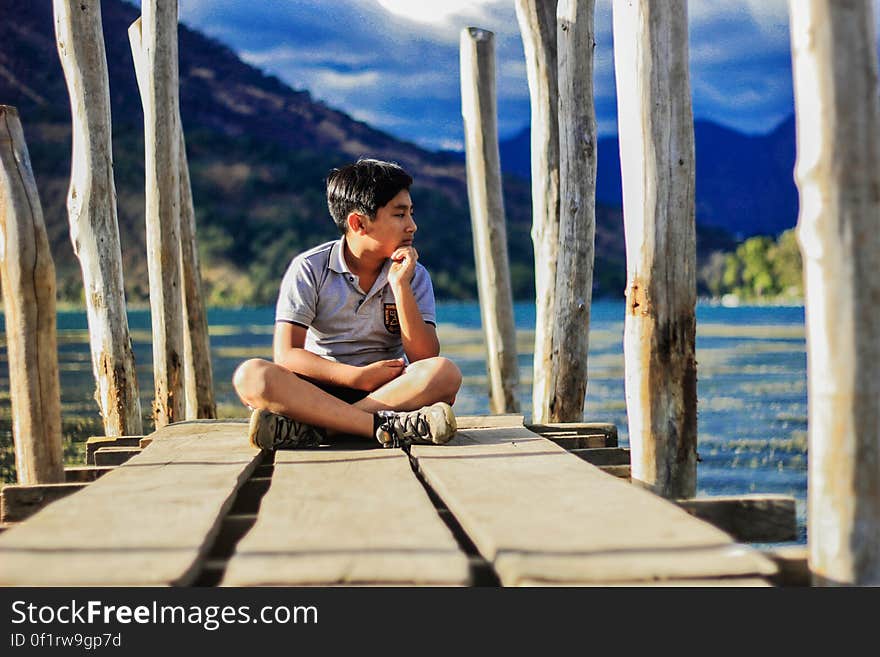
[2,1,876,588]
[0,415,793,587]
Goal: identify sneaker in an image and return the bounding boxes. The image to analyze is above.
[375,402,457,448]
[248,408,325,450]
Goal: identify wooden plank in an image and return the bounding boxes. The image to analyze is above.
[1,483,87,522]
[411,427,777,586]
[527,422,618,443]
[675,495,797,543]
[544,434,615,449]
[569,447,630,466]
[518,577,771,587]
[93,446,141,466]
[139,436,153,449]
[761,545,810,587]
[599,464,631,480]
[0,421,261,585]
[457,414,524,430]
[86,435,145,464]
[222,447,470,586]
[64,466,114,482]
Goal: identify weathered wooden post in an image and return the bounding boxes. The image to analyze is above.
[550,0,596,422]
[515,0,560,424]
[178,132,216,419]
[0,106,64,484]
[53,0,143,437]
[139,1,185,428]
[459,27,520,414]
[129,17,216,421]
[789,0,880,585]
[612,1,697,498]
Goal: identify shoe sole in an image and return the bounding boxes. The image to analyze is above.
[247,409,270,450]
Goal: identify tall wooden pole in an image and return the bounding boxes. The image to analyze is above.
[178,128,216,419]
[613,0,697,498]
[130,18,216,421]
[460,27,520,414]
[0,106,64,484]
[515,0,560,424]
[53,0,143,437]
[550,0,596,422]
[789,0,880,586]
[140,0,184,428]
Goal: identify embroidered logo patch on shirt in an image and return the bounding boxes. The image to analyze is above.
[383,303,400,333]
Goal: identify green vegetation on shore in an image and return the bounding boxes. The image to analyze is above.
[700,229,803,302]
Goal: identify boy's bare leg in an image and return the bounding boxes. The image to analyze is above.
[233,359,374,438]
[354,356,462,414]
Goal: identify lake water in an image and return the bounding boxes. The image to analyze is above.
[0,300,808,543]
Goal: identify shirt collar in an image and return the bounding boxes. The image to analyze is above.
[330,235,394,297]
[369,258,392,298]
[328,235,351,274]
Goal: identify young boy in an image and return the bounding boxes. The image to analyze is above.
[233,159,462,450]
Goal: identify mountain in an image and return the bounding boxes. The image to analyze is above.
[0,0,731,305]
[501,116,799,238]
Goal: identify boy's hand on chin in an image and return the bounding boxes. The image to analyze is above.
[388,246,417,290]
[354,358,406,391]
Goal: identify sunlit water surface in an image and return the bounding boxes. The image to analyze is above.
[0,301,808,543]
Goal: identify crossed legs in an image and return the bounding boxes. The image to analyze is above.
[232,356,462,440]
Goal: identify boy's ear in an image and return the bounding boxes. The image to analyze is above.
[347,212,367,234]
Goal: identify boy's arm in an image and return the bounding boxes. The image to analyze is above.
[388,247,440,362]
[273,322,404,391]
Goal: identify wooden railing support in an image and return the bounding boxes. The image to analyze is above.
[53,0,143,437]
[789,0,880,585]
[515,0,560,424]
[129,17,215,421]
[138,1,185,428]
[178,127,216,419]
[612,0,697,498]
[0,106,64,484]
[459,27,520,414]
[550,0,597,421]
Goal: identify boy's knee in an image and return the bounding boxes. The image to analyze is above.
[414,356,461,403]
[437,357,462,392]
[232,358,272,405]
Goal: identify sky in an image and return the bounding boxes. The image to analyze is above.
[172,0,873,151]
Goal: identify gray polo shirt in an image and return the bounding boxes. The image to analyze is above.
[275,236,436,366]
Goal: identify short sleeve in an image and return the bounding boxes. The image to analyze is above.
[411,264,436,326]
[275,256,318,327]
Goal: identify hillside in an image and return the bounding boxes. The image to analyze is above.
[0,0,729,305]
[500,117,799,238]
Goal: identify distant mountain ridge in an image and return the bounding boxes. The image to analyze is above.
[499,116,799,238]
[0,0,734,304]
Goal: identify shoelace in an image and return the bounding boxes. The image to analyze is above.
[382,412,430,448]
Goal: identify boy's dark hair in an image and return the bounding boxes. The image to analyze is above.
[326,159,413,234]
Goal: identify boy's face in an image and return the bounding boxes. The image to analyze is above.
[352,189,417,257]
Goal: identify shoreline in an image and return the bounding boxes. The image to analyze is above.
[50,296,807,314]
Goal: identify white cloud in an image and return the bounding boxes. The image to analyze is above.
[372,0,502,27]
[310,69,382,92]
